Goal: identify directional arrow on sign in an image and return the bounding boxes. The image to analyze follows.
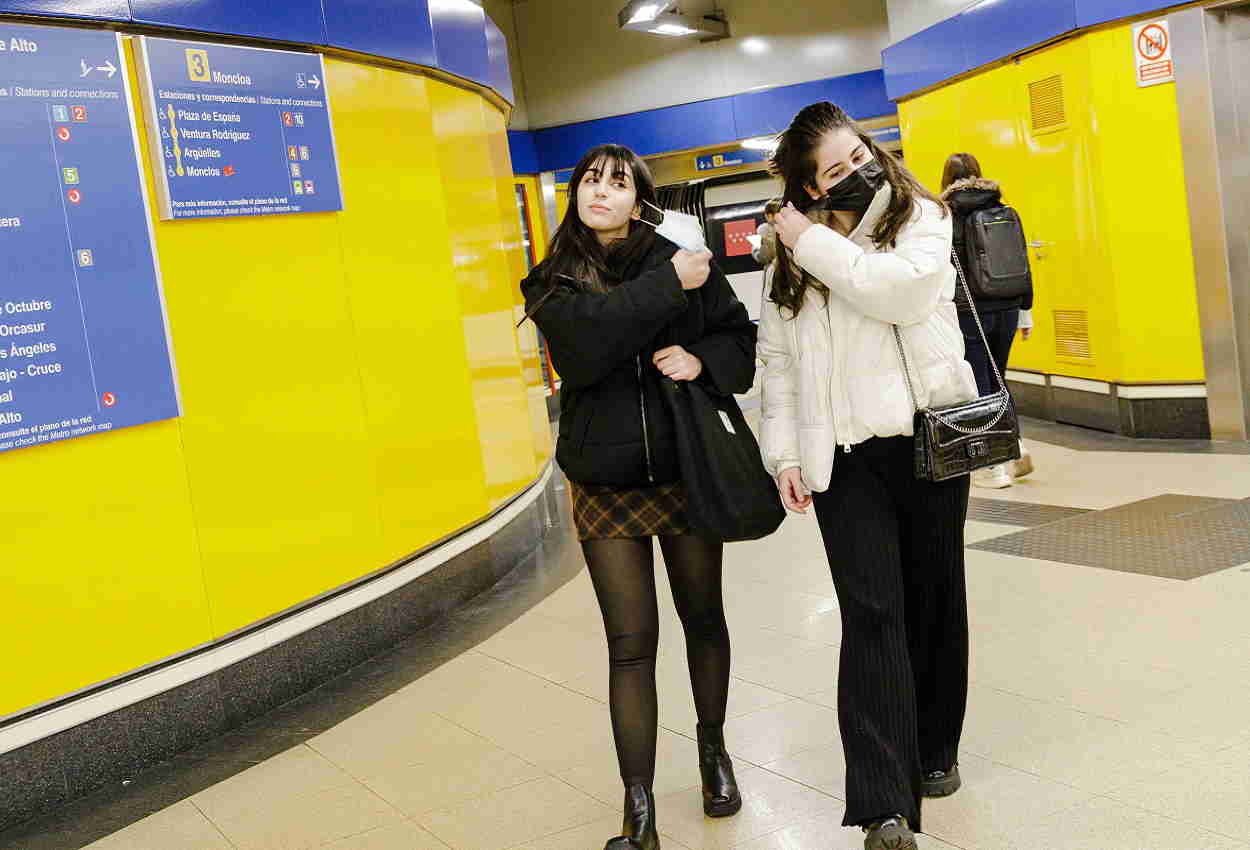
[96,60,117,79]
[308,75,321,90]
[79,60,92,78]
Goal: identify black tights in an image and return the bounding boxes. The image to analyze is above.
[583,534,730,788]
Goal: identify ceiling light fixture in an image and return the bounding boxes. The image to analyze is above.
[618,0,675,27]
[620,6,730,41]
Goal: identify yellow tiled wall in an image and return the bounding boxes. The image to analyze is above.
[0,47,545,717]
[899,21,1204,384]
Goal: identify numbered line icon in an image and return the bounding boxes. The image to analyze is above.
[71,106,87,122]
[185,49,212,83]
[293,180,304,195]
[78,249,94,268]
[290,163,301,178]
[63,168,80,185]
[299,146,310,161]
[52,105,69,122]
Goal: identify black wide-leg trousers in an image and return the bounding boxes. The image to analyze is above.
[811,435,971,833]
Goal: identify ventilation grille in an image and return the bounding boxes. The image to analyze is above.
[1028,75,1067,134]
[1054,310,1091,359]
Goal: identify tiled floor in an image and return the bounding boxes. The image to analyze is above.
[7,422,1250,850]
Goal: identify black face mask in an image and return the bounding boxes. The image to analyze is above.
[823,160,886,214]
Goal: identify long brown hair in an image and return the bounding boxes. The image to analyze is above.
[544,144,658,292]
[768,102,944,317]
[942,152,982,191]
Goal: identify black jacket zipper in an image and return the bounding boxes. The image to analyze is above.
[636,354,655,484]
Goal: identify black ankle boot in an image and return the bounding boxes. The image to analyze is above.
[697,724,742,818]
[603,783,659,850]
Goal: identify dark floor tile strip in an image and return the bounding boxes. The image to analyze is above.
[967,498,1092,528]
[969,494,1250,580]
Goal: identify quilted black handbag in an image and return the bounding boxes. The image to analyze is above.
[661,378,785,542]
[893,252,1022,482]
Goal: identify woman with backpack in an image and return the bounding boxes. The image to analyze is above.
[521,144,757,850]
[759,102,979,850]
[941,153,1035,489]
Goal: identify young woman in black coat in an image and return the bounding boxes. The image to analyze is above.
[520,144,757,850]
[941,153,1036,489]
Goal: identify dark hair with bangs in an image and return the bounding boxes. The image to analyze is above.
[768,102,944,317]
[543,144,658,292]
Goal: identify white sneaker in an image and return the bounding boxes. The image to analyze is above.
[972,464,1013,489]
[1009,442,1034,479]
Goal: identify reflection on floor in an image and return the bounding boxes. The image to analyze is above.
[3,422,1250,850]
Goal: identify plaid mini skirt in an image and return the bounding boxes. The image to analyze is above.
[569,481,693,541]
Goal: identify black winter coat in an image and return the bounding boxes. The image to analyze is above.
[521,236,757,488]
[944,177,1035,314]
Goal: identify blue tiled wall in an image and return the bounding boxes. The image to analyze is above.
[0,0,507,105]
[960,0,1075,70]
[507,131,540,176]
[508,69,896,175]
[883,0,1177,100]
[0,0,128,20]
[430,0,489,87]
[484,16,513,106]
[322,0,438,68]
[1074,0,1172,28]
[731,70,895,140]
[129,0,329,46]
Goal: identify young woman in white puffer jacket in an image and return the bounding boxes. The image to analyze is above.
[757,102,979,850]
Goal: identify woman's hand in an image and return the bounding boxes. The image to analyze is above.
[774,203,814,250]
[671,248,712,290]
[777,467,812,514]
[653,346,703,381]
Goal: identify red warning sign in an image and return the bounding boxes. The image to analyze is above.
[1133,20,1174,88]
[1137,24,1167,60]
[723,219,757,258]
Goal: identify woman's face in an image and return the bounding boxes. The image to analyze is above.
[577,157,640,241]
[804,127,874,200]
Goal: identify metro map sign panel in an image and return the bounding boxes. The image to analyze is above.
[137,37,345,220]
[0,22,180,455]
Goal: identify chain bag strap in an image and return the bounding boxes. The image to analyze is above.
[894,250,1020,481]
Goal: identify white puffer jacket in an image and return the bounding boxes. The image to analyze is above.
[758,184,979,493]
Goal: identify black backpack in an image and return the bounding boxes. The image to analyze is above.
[963,205,1032,300]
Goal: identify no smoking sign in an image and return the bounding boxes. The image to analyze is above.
[1133,19,1174,88]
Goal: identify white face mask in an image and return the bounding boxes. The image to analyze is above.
[639,201,706,252]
